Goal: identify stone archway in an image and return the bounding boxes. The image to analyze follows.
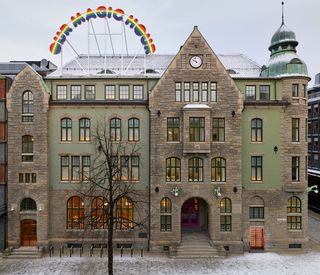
[20,219,37,246]
[181,197,208,231]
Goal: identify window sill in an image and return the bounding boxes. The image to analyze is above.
[78,141,91,144]
[249,219,265,222]
[60,141,73,144]
[166,141,181,143]
[212,141,225,143]
[250,181,263,184]
[250,142,264,144]
[287,229,302,232]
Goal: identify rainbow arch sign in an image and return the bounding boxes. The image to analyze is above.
[49,6,156,55]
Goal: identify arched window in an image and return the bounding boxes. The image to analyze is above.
[20,198,37,211]
[251,118,263,142]
[91,196,108,229]
[249,196,265,220]
[211,157,226,182]
[220,197,232,232]
[79,118,91,141]
[160,197,172,231]
[116,196,133,229]
[287,196,301,230]
[128,118,140,141]
[61,118,72,141]
[67,196,84,229]
[188,157,203,182]
[22,91,34,122]
[166,157,181,182]
[22,135,33,162]
[110,118,121,141]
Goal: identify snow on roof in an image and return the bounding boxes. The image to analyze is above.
[268,52,303,66]
[47,53,261,79]
[183,104,211,109]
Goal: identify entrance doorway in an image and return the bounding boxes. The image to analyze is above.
[249,227,264,250]
[21,219,37,246]
[181,197,208,231]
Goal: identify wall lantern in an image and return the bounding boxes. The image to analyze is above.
[213,187,221,198]
[155,187,159,193]
[171,187,180,197]
[10,205,15,212]
[231,110,236,117]
[273,146,278,153]
[157,110,161,117]
[233,187,238,193]
[307,185,319,194]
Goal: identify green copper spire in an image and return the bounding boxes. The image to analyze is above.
[260,2,308,77]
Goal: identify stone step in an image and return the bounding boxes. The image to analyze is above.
[11,251,39,255]
[5,254,40,259]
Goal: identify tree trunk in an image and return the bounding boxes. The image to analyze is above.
[108,195,114,275]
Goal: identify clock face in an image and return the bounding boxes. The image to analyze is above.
[190,56,202,68]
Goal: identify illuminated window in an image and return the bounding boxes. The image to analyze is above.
[67,196,84,229]
[91,196,108,229]
[22,135,33,162]
[166,157,181,182]
[110,118,121,141]
[251,156,262,181]
[211,157,226,182]
[116,197,133,229]
[160,197,172,231]
[220,197,232,231]
[188,157,203,182]
[167,118,180,142]
[212,118,225,141]
[287,196,301,230]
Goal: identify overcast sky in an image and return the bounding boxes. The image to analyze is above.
[1,0,319,85]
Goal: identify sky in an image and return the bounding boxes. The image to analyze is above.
[0,0,319,85]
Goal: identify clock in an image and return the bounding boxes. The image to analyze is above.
[190,56,202,68]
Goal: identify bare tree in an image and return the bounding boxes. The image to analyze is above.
[77,122,148,275]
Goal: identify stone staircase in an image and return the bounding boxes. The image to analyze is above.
[172,231,226,258]
[2,246,43,259]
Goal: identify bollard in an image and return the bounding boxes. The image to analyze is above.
[131,247,133,257]
[60,246,62,258]
[100,246,103,258]
[141,248,143,257]
[52,246,54,255]
[49,246,52,257]
[80,247,82,257]
[120,246,123,257]
[90,245,93,257]
[70,246,73,257]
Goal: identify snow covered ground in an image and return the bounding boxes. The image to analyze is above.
[1,251,320,275]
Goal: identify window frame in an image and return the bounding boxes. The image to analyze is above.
[287,196,302,230]
[71,85,81,100]
[220,197,232,232]
[166,157,181,182]
[189,117,205,142]
[116,196,133,230]
[167,117,180,142]
[22,135,33,162]
[91,196,108,229]
[292,156,300,181]
[119,85,129,100]
[245,85,256,100]
[61,118,72,142]
[188,157,203,182]
[105,85,116,100]
[251,156,262,181]
[292,118,300,142]
[67,196,84,229]
[133,85,144,100]
[212,118,225,142]
[160,197,172,232]
[175,82,181,102]
[128,118,140,142]
[292,84,299,98]
[20,198,37,211]
[84,85,95,100]
[22,91,34,122]
[211,157,226,182]
[79,118,91,142]
[251,118,263,142]
[56,85,67,100]
[110,118,121,141]
[210,82,217,102]
[259,85,270,100]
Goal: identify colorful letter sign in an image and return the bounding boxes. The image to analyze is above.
[49,6,156,55]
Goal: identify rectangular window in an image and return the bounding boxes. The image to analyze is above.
[220,215,232,232]
[292,84,299,97]
[192,82,199,102]
[292,118,300,142]
[133,85,144,100]
[305,118,308,142]
[175,82,181,102]
[292,156,300,181]
[119,85,129,100]
[71,156,80,181]
[249,207,264,219]
[160,215,172,232]
[61,156,69,181]
[25,173,30,183]
[82,156,90,181]
[167,118,180,142]
[120,156,129,181]
[212,118,225,142]
[131,156,139,181]
[105,85,116,100]
[184,82,190,102]
[245,85,256,100]
[71,85,81,100]
[85,85,95,100]
[251,156,262,181]
[303,84,307,98]
[32,173,36,183]
[189,117,205,142]
[19,173,24,183]
[211,82,217,102]
[201,82,208,102]
[287,216,301,230]
[259,85,270,100]
[56,85,67,100]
